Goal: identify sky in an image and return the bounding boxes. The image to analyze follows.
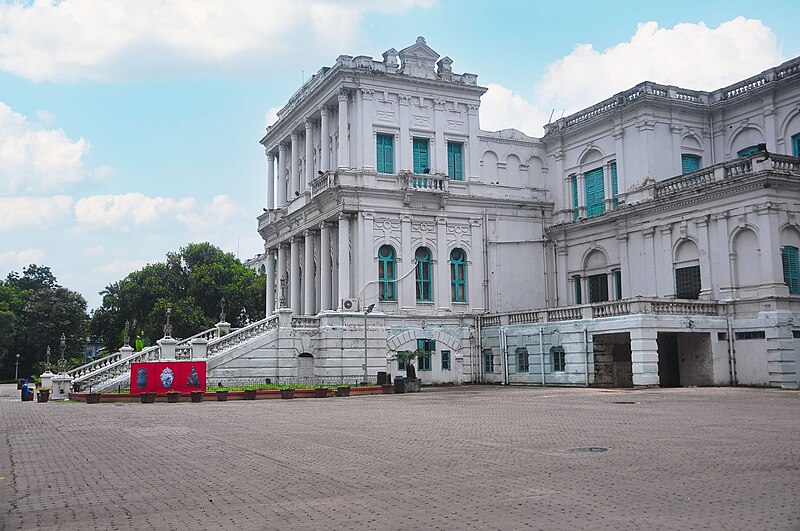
[1,0,799,310]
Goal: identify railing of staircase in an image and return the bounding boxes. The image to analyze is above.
[207,315,279,356]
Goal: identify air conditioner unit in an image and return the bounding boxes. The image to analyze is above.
[341,298,359,311]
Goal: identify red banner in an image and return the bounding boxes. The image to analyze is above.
[130,361,206,395]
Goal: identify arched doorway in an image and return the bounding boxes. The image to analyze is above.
[297,353,314,381]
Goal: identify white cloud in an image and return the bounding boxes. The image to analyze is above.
[90,258,151,275]
[176,194,250,234]
[0,196,73,230]
[74,193,195,228]
[265,107,280,128]
[0,0,436,82]
[0,249,47,270]
[0,102,92,192]
[85,245,105,256]
[480,18,784,137]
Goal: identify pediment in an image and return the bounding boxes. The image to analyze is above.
[398,36,440,80]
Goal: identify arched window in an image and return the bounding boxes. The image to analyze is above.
[378,245,396,301]
[450,248,467,302]
[415,247,432,302]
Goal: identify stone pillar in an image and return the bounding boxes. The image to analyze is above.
[630,328,660,387]
[399,94,412,171]
[617,231,631,298]
[612,127,624,198]
[337,90,349,169]
[290,237,301,315]
[642,227,656,296]
[695,216,712,299]
[400,215,414,309]
[659,224,673,297]
[320,222,332,311]
[434,99,446,173]
[304,118,314,189]
[331,228,339,305]
[277,143,287,206]
[277,244,287,308]
[712,212,732,297]
[338,214,351,306]
[576,173,587,218]
[290,132,300,198]
[190,338,208,359]
[266,247,276,316]
[158,337,178,360]
[556,246,568,307]
[304,230,316,315]
[756,203,785,293]
[670,124,683,176]
[466,103,480,179]
[469,218,485,312]
[361,89,376,171]
[320,106,330,172]
[361,212,375,303]
[603,162,614,211]
[266,151,275,210]
[764,103,777,152]
[436,216,450,311]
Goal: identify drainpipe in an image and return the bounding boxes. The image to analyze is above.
[542,213,550,308]
[475,317,482,383]
[583,328,590,387]
[499,326,508,385]
[538,327,546,386]
[483,209,490,311]
[723,300,737,385]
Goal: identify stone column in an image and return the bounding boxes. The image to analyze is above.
[320,106,330,172]
[436,216,450,311]
[304,230,316,315]
[694,216,712,299]
[434,98,446,173]
[617,231,631,298]
[290,237,301,315]
[670,124,683,176]
[712,212,732,297]
[337,90,349,169]
[630,328,660,387]
[361,212,375,303]
[466,104,480,179]
[290,132,300,198]
[266,247,276,316]
[400,215,414,309]
[338,213,351,306]
[659,224,673,297]
[320,222,332,311]
[399,94,412,171]
[603,162,614,211]
[642,227,656,296]
[331,228,339,305]
[576,173,587,218]
[764,103,777,152]
[304,119,314,189]
[612,128,624,197]
[277,143,287,206]
[266,151,275,210]
[277,244,287,308]
[469,218,485,312]
[556,246,568,307]
[756,203,785,293]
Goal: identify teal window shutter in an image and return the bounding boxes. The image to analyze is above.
[376,134,394,173]
[681,154,701,174]
[737,145,759,157]
[610,162,618,209]
[573,275,582,304]
[782,246,800,295]
[570,174,578,220]
[447,142,463,181]
[614,270,622,300]
[378,245,396,301]
[450,248,467,302]
[584,167,605,217]
[792,133,800,157]
[413,138,429,173]
[415,247,433,301]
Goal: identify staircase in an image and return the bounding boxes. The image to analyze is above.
[68,318,278,392]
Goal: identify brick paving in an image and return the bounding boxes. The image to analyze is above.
[1,384,799,530]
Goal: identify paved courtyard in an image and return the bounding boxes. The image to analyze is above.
[1,384,798,530]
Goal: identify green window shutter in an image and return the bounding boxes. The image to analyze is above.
[737,145,759,158]
[413,138,429,173]
[447,142,463,181]
[573,276,582,304]
[610,162,618,209]
[614,270,622,300]
[376,134,394,173]
[782,246,800,295]
[792,134,800,157]
[571,175,578,220]
[681,154,701,174]
[585,167,605,217]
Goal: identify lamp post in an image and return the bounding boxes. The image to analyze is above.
[363,303,375,384]
[15,353,20,380]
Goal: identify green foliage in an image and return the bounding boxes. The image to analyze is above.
[0,265,88,380]
[90,242,265,350]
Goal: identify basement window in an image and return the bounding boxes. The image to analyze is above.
[734,331,765,340]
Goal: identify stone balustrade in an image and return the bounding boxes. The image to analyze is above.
[291,316,320,329]
[207,315,278,357]
[401,171,449,192]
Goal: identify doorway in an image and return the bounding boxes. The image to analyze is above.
[297,353,314,381]
[592,333,633,388]
[657,332,713,387]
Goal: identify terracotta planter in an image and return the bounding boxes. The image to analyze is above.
[85,393,101,404]
[335,387,351,397]
[190,391,204,403]
[314,388,328,398]
[216,391,229,402]
[166,392,180,403]
[140,392,156,404]
[37,390,50,403]
[381,384,394,395]
[243,389,257,400]
[280,389,295,399]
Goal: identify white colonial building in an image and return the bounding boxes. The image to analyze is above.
[71,38,800,392]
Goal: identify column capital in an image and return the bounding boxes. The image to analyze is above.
[320,104,332,114]
[304,117,314,129]
[290,131,299,141]
[338,89,350,102]
[338,212,351,221]
[320,221,333,231]
[710,211,728,221]
[642,227,655,239]
[754,201,775,215]
[659,223,672,235]
[266,150,275,160]
[693,215,709,228]
[303,228,319,238]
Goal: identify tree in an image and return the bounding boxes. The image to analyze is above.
[90,243,265,350]
[0,265,88,380]
[396,349,425,380]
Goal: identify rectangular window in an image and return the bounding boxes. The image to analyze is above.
[376,134,394,173]
[588,273,609,303]
[793,330,800,339]
[614,270,622,300]
[516,348,529,373]
[570,174,578,220]
[793,133,800,157]
[441,350,451,371]
[483,349,493,373]
[417,339,433,371]
[610,162,618,209]
[573,275,582,304]
[584,167,605,217]
[718,332,728,341]
[552,347,566,372]
[447,142,463,181]
[675,265,701,299]
[413,137,430,174]
[681,154,702,174]
[782,246,800,294]
[737,145,760,157]
[735,331,765,340]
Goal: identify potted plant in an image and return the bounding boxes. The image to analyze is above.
[243,389,258,400]
[335,386,350,397]
[85,392,101,404]
[190,391,204,403]
[216,390,229,402]
[280,388,295,399]
[381,383,394,395]
[396,349,424,392]
[166,391,181,403]
[140,392,156,404]
[37,389,51,403]
[313,387,328,398]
